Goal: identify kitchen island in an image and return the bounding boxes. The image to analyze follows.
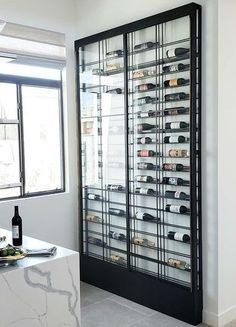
[0,228,80,327]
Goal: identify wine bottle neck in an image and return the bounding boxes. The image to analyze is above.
[14,206,19,216]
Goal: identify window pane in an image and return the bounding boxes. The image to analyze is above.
[22,86,63,193]
[0,187,20,198]
[0,125,20,186]
[0,83,18,120]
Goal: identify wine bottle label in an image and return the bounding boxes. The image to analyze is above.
[170,122,180,129]
[168,258,182,268]
[166,49,176,58]
[174,191,181,199]
[88,194,96,200]
[174,233,184,242]
[12,226,19,239]
[168,177,178,185]
[106,63,121,71]
[136,175,148,182]
[138,150,149,157]
[136,212,144,219]
[169,149,183,157]
[139,112,150,118]
[139,188,149,194]
[169,65,179,72]
[169,205,181,213]
[133,237,144,245]
[138,163,148,169]
[169,79,178,87]
[138,84,149,91]
[169,136,179,143]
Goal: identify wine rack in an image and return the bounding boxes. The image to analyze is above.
[75,3,202,325]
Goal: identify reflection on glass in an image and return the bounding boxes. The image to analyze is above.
[0,83,17,120]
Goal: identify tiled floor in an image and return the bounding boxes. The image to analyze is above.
[80,282,207,327]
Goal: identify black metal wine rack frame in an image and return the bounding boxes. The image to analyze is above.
[75,3,202,325]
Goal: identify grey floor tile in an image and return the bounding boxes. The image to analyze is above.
[109,294,156,316]
[81,299,146,327]
[127,311,207,327]
[80,282,113,308]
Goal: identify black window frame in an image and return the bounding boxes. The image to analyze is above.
[0,73,65,201]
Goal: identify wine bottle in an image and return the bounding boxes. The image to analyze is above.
[164,136,186,143]
[106,88,123,94]
[137,150,156,157]
[110,254,126,264]
[165,190,189,200]
[162,63,189,73]
[135,211,155,221]
[137,110,157,118]
[134,96,154,105]
[164,78,189,88]
[135,187,155,195]
[167,258,191,270]
[88,236,106,247]
[87,193,102,200]
[92,68,104,75]
[107,184,124,191]
[168,149,189,157]
[133,69,156,79]
[166,204,188,214]
[135,83,156,92]
[106,49,123,58]
[12,206,22,246]
[134,42,155,51]
[168,231,190,243]
[109,208,125,216]
[164,107,189,116]
[165,92,188,101]
[166,47,189,58]
[162,163,185,172]
[106,63,121,71]
[87,214,103,223]
[135,175,154,183]
[137,137,154,144]
[137,162,155,170]
[165,122,189,129]
[162,177,184,186]
[135,123,156,133]
[109,231,126,241]
[132,236,155,247]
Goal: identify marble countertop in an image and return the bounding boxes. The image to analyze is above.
[0,228,77,274]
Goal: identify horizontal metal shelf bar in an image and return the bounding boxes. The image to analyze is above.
[0,182,22,189]
[0,119,19,124]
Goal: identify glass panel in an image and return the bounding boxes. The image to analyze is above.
[22,86,63,193]
[127,16,191,287]
[0,83,18,120]
[79,35,127,266]
[0,125,20,187]
[0,187,20,199]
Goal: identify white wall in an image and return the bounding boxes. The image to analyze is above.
[218,0,236,326]
[75,0,219,325]
[0,0,79,251]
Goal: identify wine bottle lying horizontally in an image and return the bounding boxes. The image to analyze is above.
[87,214,103,223]
[165,190,190,200]
[87,193,102,200]
[135,83,158,92]
[164,135,187,143]
[164,78,189,88]
[135,175,154,183]
[164,107,189,116]
[166,47,189,58]
[168,231,190,243]
[135,187,156,195]
[165,121,189,129]
[166,204,188,214]
[132,236,155,247]
[135,123,156,133]
[162,163,188,172]
[162,63,190,73]
[107,184,124,191]
[133,96,156,106]
[88,236,106,247]
[165,92,189,101]
[137,110,158,118]
[106,88,123,94]
[110,254,126,265]
[133,69,156,79]
[162,177,189,186]
[137,150,156,157]
[109,231,126,241]
[168,149,189,158]
[167,258,191,270]
[135,211,156,221]
[134,41,156,51]
[106,49,123,58]
[109,208,126,216]
[137,136,155,144]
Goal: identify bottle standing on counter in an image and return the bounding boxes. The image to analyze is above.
[168,231,190,243]
[135,211,156,221]
[12,206,22,246]
[165,121,189,129]
[166,204,188,214]
[137,137,154,144]
[167,258,191,270]
[166,47,189,58]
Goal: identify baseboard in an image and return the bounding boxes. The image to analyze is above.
[203,305,236,327]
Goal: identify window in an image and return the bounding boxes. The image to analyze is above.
[0,71,65,200]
